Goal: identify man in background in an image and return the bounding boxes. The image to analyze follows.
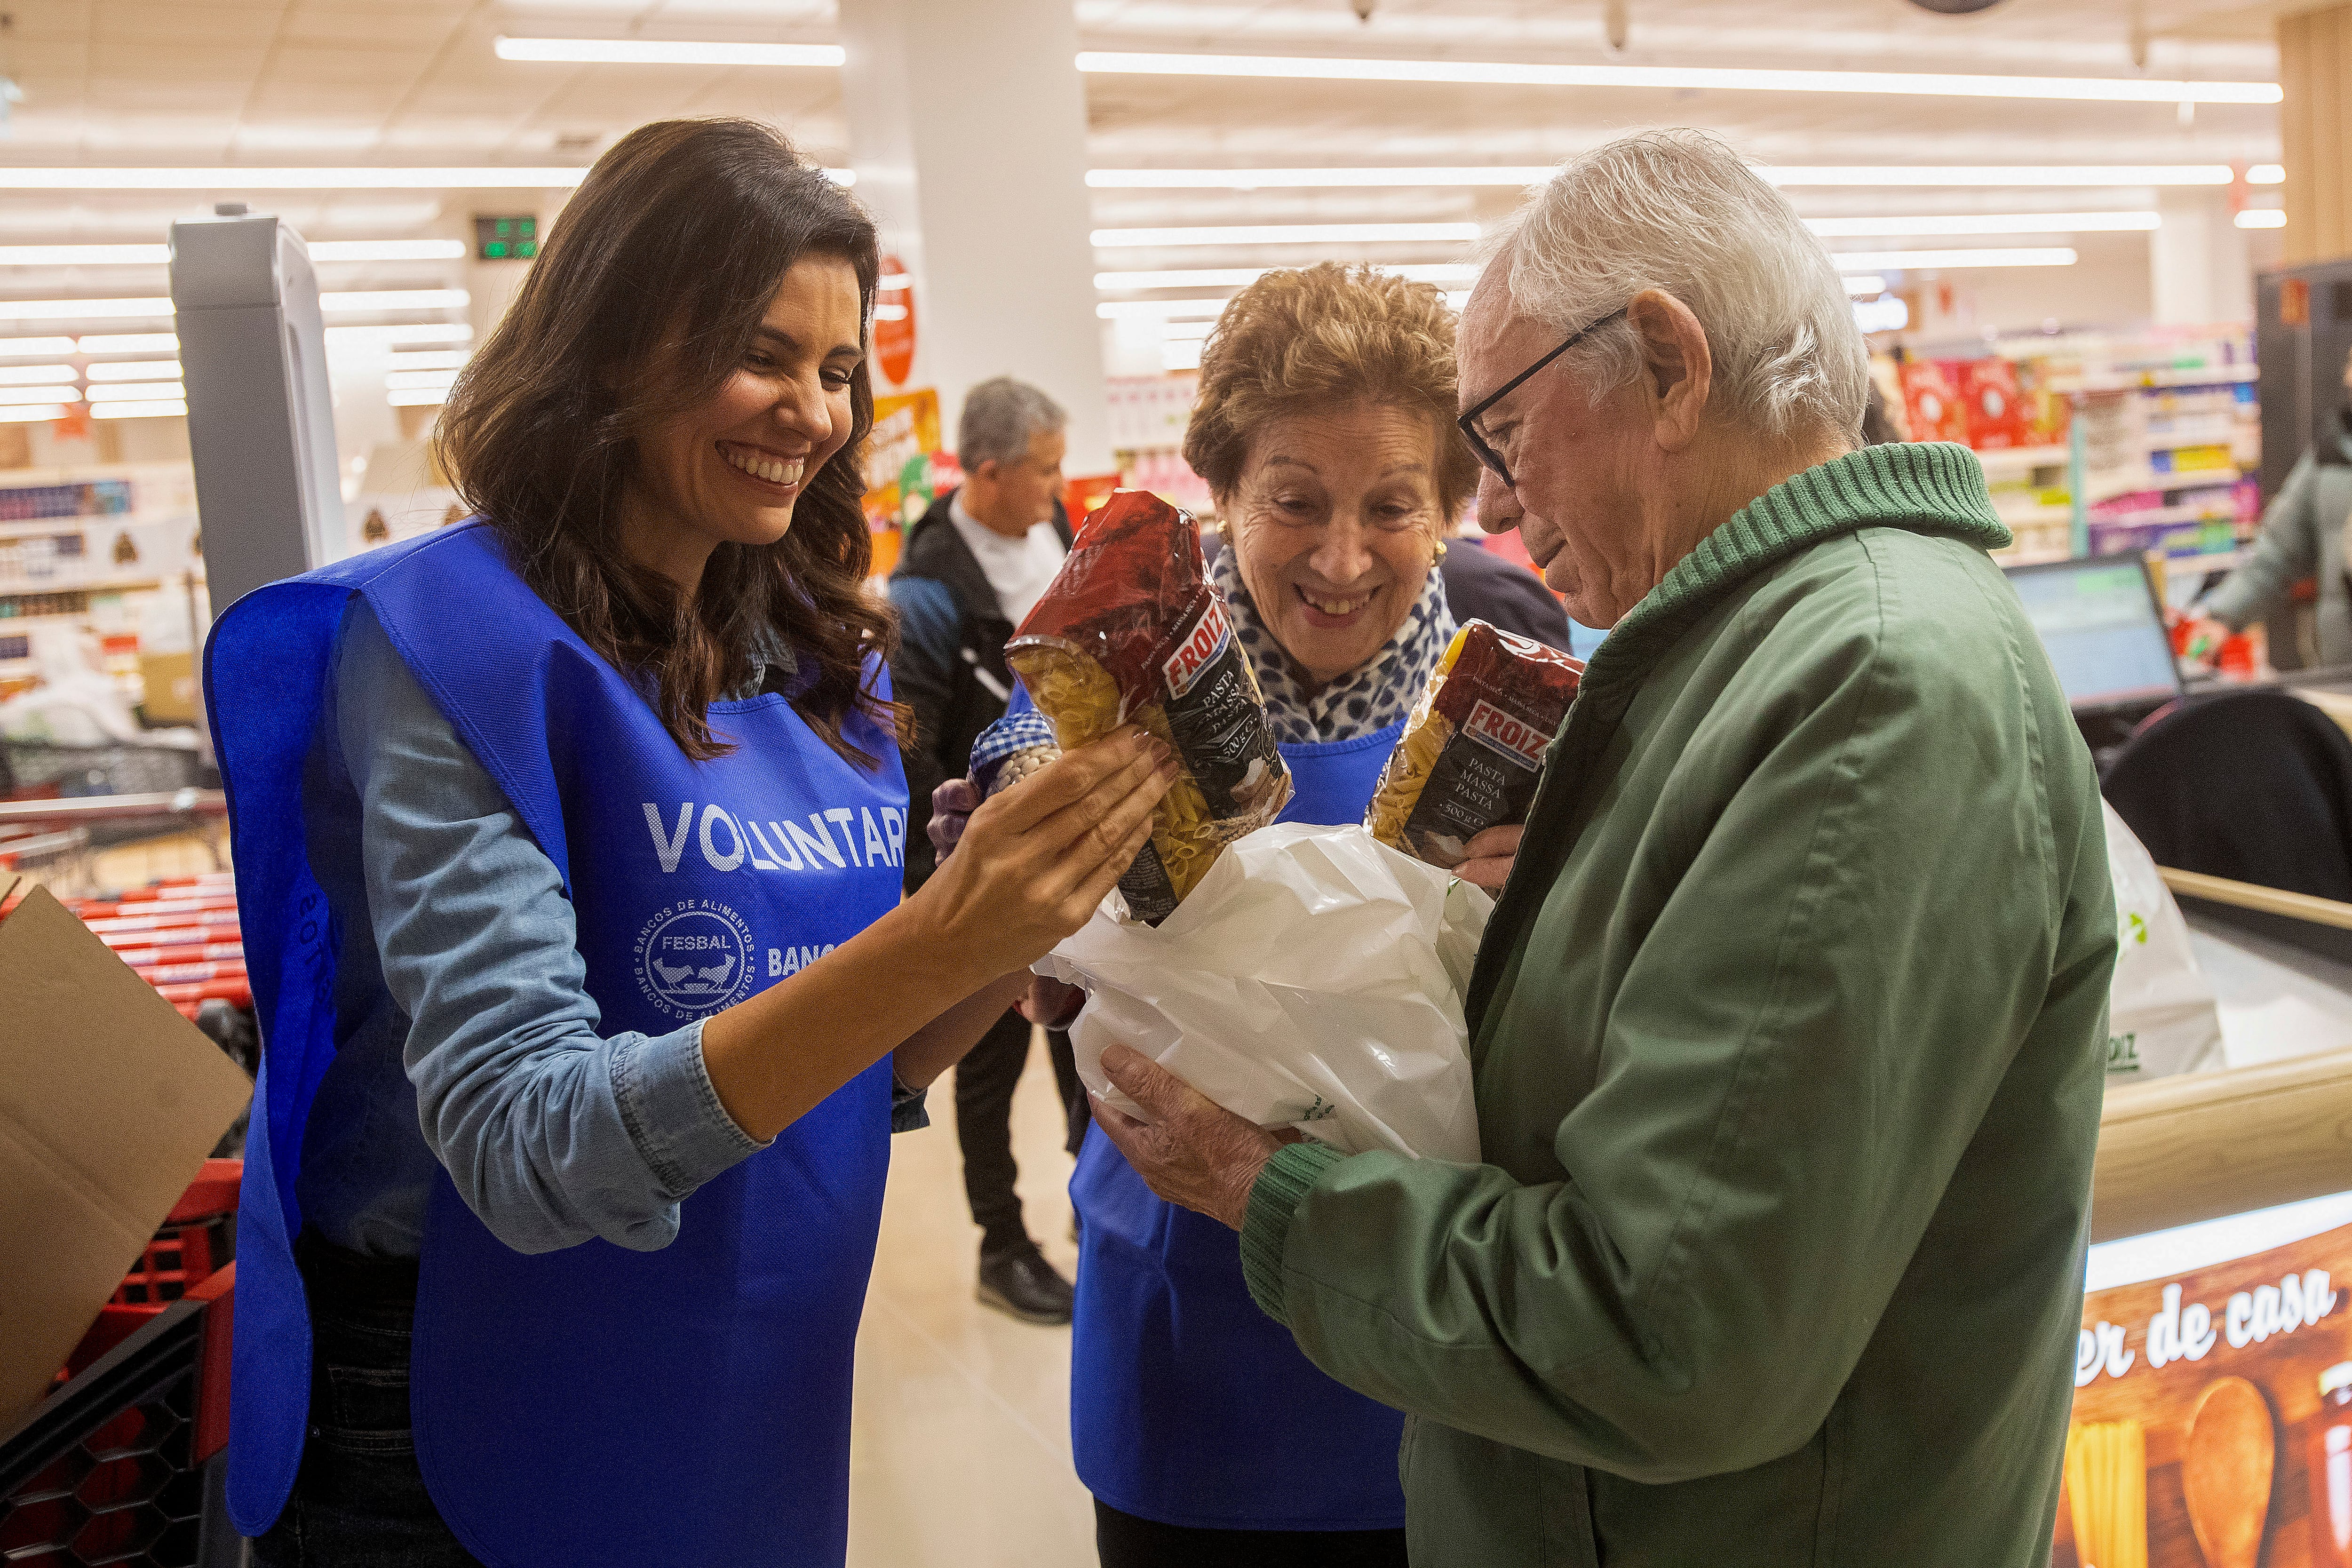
[890,376,1089,1324]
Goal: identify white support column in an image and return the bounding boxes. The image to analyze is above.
[2152,190,2255,326]
[836,0,1111,472]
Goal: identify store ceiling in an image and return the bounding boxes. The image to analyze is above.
[0,0,2303,308]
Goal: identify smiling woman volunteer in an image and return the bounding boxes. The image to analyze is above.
[205,118,1171,1568]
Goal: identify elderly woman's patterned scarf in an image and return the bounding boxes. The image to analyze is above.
[1208,536,1454,745]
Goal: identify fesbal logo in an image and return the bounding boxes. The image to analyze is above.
[1162,598,1232,697]
[633,899,757,1020]
[1463,698,1548,769]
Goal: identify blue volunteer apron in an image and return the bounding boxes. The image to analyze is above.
[1007,673,1410,1529]
[207,521,906,1566]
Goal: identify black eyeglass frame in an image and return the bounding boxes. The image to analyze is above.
[1457,307,1628,488]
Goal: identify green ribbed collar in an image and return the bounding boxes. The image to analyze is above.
[1589,440,2007,685]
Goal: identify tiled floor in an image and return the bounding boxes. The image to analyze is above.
[849,1031,1099,1568]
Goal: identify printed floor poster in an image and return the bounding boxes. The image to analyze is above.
[2059,1195,2352,1568]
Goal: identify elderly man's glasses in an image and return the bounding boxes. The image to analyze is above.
[1458,308,1628,488]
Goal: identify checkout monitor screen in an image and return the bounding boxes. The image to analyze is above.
[2003,554,2185,713]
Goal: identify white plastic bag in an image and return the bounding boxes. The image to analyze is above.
[1037,821,1486,1162]
[2102,802,2225,1081]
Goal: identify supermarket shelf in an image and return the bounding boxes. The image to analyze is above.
[1974,444,2073,468]
[2049,365,2259,393]
[0,788,222,826]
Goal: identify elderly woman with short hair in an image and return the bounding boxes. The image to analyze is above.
[1097,130,2115,1566]
[950,263,1532,1567]
[1073,263,1528,1568]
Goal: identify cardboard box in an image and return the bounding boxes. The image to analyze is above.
[0,881,251,1427]
[139,651,200,724]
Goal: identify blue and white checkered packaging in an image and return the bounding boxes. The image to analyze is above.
[970,710,1061,798]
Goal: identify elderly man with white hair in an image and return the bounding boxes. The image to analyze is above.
[1093,129,2116,1564]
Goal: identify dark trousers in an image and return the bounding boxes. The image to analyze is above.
[955,1008,1087,1255]
[251,1235,481,1568]
[1095,1501,1410,1568]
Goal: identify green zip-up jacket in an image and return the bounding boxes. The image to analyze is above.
[1238,444,2115,1565]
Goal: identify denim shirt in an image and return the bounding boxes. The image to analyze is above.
[295,599,923,1259]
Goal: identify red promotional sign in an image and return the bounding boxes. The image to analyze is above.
[875,253,915,387]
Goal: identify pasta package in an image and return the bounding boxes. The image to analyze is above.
[1007,490,1291,924]
[1366,620,1582,869]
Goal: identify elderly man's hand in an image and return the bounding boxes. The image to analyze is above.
[927,777,979,859]
[1090,1043,1296,1231]
[1454,822,1524,892]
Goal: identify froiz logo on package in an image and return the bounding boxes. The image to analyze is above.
[1462,699,1548,770]
[1161,599,1232,697]
[634,899,757,1020]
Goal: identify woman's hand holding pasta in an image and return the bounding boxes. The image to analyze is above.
[912,725,1178,984]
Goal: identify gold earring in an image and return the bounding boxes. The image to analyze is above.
[1433,539,1449,561]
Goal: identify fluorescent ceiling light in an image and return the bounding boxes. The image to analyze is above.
[0,244,168,266]
[0,384,79,405]
[0,241,465,270]
[2252,164,2285,183]
[86,381,182,400]
[1088,164,2257,191]
[85,360,180,382]
[321,289,469,311]
[324,322,474,346]
[386,367,462,390]
[1096,297,1233,319]
[87,399,187,419]
[311,239,470,262]
[1853,295,1911,334]
[387,349,472,370]
[1827,246,2076,270]
[388,387,452,406]
[0,288,465,322]
[0,335,78,358]
[495,35,843,67]
[2238,209,2287,229]
[0,405,66,423]
[1096,263,1476,290]
[0,363,75,384]
[1092,221,1482,248]
[1075,50,2279,105]
[1841,275,1887,295]
[0,165,850,191]
[1089,167,1550,189]
[0,295,171,320]
[0,167,592,190]
[1767,165,2234,187]
[77,332,177,354]
[1807,211,2158,237]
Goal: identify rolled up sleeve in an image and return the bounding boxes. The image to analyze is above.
[337,602,766,1255]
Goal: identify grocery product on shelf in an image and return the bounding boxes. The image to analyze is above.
[1883,327,2260,570]
[1899,360,1967,445]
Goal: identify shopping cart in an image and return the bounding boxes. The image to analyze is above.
[0,1162,245,1568]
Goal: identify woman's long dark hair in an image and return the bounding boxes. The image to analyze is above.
[436,117,900,766]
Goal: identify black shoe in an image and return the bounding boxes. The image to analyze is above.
[976,1243,1074,1325]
